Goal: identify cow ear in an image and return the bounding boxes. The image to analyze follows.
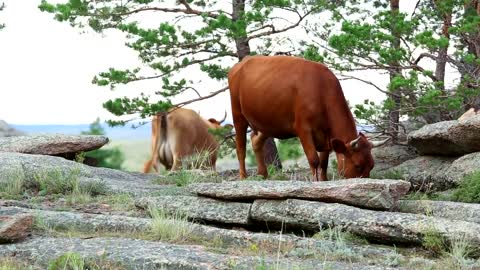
[207,118,218,124]
[331,139,347,154]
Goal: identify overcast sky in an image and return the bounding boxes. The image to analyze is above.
[0,0,426,125]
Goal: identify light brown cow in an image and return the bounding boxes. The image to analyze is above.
[228,55,386,181]
[143,108,228,173]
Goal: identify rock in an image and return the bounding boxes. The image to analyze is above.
[407,115,480,156]
[371,144,417,173]
[0,213,33,243]
[444,152,480,184]
[379,156,455,191]
[396,200,480,224]
[0,120,25,137]
[0,206,150,233]
[0,134,108,156]
[0,236,399,270]
[381,152,480,191]
[250,199,480,245]
[0,206,400,263]
[458,107,479,121]
[135,196,251,225]
[0,152,164,196]
[188,179,411,210]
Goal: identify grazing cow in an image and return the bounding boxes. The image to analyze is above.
[228,55,386,181]
[143,108,228,173]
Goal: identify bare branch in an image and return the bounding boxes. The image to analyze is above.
[339,75,398,97]
[174,86,229,108]
[246,9,315,41]
[113,5,223,19]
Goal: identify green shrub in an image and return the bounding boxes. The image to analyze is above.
[452,171,480,203]
[80,118,125,170]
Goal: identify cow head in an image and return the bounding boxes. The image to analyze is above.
[207,110,229,129]
[331,132,387,178]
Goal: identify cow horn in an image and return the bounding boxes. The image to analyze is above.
[370,137,391,148]
[219,110,227,124]
[349,136,361,149]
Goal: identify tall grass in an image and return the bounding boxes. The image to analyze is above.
[148,206,194,242]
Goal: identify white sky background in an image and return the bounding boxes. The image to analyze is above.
[0,0,451,125]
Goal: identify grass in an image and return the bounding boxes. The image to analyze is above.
[0,168,26,200]
[153,169,223,186]
[0,257,37,270]
[148,206,195,242]
[47,252,126,270]
[312,227,369,246]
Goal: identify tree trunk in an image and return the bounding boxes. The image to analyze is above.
[434,0,454,121]
[231,0,282,169]
[388,0,401,143]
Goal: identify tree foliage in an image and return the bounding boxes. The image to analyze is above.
[39,0,317,126]
[302,0,480,140]
[80,118,125,170]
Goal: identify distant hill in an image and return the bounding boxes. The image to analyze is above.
[12,122,374,141]
[11,123,152,140]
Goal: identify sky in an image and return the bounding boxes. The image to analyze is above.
[0,0,428,125]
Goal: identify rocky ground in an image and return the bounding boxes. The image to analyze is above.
[2,116,480,269]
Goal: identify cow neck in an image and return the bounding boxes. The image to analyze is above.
[327,106,358,145]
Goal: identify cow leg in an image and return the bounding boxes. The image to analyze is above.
[209,150,217,172]
[297,131,321,181]
[251,131,269,178]
[319,151,330,181]
[233,114,249,179]
[143,159,153,173]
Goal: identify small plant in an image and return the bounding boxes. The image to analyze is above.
[182,150,214,170]
[0,169,26,200]
[47,252,126,270]
[0,257,35,270]
[312,226,363,262]
[98,193,135,211]
[422,226,447,255]
[148,206,194,242]
[313,227,368,245]
[32,168,107,200]
[47,252,85,270]
[452,171,480,203]
[383,247,405,267]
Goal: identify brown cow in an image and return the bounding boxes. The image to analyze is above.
[143,108,228,173]
[228,55,386,181]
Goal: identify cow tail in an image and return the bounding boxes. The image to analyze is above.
[160,112,168,142]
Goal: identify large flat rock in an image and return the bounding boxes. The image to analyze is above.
[0,134,108,155]
[135,196,251,225]
[396,200,480,224]
[188,179,411,210]
[251,199,480,245]
[0,152,163,196]
[0,236,396,270]
[0,205,398,262]
[408,115,480,156]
